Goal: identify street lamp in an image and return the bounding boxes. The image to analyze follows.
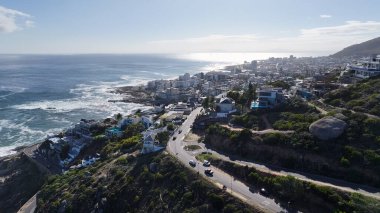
[231,175,233,194]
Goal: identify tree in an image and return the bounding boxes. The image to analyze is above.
[244,82,257,109]
[155,131,169,145]
[202,97,210,109]
[202,96,215,111]
[167,123,175,131]
[124,123,145,138]
[208,193,224,210]
[227,91,240,102]
[209,96,215,110]
[269,80,291,90]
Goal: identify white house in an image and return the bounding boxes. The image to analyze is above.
[217,97,235,113]
[347,54,380,79]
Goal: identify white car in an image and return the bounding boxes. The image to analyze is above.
[203,160,210,167]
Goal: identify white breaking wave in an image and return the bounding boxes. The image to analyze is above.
[0,119,63,157]
[2,80,152,157]
[0,145,17,157]
[120,75,152,86]
[0,86,27,93]
[11,82,152,116]
[0,119,60,138]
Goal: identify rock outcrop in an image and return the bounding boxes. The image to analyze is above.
[309,116,347,140]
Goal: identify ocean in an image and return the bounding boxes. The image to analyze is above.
[0,52,320,157]
[0,54,230,156]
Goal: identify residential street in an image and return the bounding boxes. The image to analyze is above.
[167,107,286,213]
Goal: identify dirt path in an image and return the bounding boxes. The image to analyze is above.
[221,124,294,135]
[308,102,328,115]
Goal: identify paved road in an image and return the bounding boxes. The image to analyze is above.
[17,193,37,213]
[167,107,286,213]
[202,148,380,200]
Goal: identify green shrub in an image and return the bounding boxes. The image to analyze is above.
[340,157,350,167]
[208,193,224,210]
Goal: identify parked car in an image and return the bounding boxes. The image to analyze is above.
[189,160,196,167]
[203,160,210,167]
[204,169,214,176]
[178,129,182,134]
[172,137,176,140]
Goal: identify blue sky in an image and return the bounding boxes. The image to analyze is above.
[1,0,380,55]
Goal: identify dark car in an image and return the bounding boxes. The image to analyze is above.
[189,160,196,167]
[204,169,214,176]
[172,137,176,140]
[259,188,268,196]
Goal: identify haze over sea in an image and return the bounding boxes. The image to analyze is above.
[0,52,320,156]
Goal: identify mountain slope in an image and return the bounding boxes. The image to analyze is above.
[332,37,380,58]
[36,152,259,213]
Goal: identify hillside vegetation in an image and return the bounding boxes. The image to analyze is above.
[204,108,380,187]
[324,76,380,116]
[36,153,259,212]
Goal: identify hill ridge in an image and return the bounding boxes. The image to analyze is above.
[332,37,380,58]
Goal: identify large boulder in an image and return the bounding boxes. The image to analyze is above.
[309,116,347,140]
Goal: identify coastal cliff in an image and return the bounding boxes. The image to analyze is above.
[0,152,49,213]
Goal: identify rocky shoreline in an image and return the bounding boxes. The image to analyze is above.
[112,85,155,105]
[0,83,158,212]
